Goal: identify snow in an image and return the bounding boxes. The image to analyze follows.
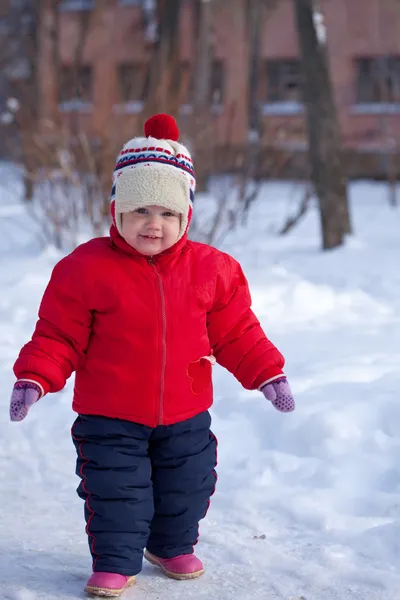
[313,9,327,44]
[58,0,94,11]
[113,102,145,115]
[351,103,400,115]
[261,101,304,116]
[1,165,400,599]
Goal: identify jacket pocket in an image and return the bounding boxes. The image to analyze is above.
[187,354,216,395]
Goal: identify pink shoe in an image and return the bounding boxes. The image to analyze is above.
[85,572,136,597]
[144,549,204,580]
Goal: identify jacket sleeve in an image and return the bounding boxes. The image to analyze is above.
[207,253,285,390]
[13,255,93,395]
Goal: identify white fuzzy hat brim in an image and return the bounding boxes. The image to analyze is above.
[115,163,190,240]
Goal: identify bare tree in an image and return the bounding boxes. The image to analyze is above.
[293,0,352,250]
[139,0,182,120]
[376,0,399,207]
[0,0,41,188]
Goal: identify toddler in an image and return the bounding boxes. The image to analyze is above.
[10,114,295,598]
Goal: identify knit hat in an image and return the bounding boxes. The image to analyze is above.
[111,114,196,242]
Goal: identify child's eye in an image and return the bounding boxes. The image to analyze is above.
[162,211,176,217]
[135,208,148,214]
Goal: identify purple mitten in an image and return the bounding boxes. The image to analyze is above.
[262,377,295,412]
[10,381,41,422]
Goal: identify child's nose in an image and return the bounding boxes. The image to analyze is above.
[147,214,161,227]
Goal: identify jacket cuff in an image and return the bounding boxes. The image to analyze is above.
[257,374,286,391]
[254,366,285,391]
[16,373,51,398]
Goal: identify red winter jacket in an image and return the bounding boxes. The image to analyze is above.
[14,226,285,427]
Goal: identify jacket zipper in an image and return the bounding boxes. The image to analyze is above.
[149,256,166,425]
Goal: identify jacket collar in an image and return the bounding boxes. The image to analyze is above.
[109,224,188,263]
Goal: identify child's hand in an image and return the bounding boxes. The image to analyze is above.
[261,377,295,412]
[10,381,41,422]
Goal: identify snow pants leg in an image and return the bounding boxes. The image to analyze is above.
[71,411,217,574]
[71,414,154,575]
[146,411,218,558]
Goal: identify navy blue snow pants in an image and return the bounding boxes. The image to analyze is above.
[71,411,217,575]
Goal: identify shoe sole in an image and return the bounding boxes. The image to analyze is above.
[85,576,136,597]
[144,550,205,580]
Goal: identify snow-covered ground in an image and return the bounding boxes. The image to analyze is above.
[1,166,400,599]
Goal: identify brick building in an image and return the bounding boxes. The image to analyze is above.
[39,0,400,176]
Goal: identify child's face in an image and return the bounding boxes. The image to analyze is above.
[121,205,181,255]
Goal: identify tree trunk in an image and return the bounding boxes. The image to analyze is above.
[293,0,352,250]
[141,0,182,119]
[7,0,42,200]
[193,0,213,110]
[247,0,261,134]
[190,0,214,192]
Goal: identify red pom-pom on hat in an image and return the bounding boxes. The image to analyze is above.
[144,113,180,141]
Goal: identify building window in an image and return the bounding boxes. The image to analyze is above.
[356,56,400,104]
[58,0,93,11]
[117,63,147,103]
[60,65,93,106]
[264,59,302,103]
[209,60,224,106]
